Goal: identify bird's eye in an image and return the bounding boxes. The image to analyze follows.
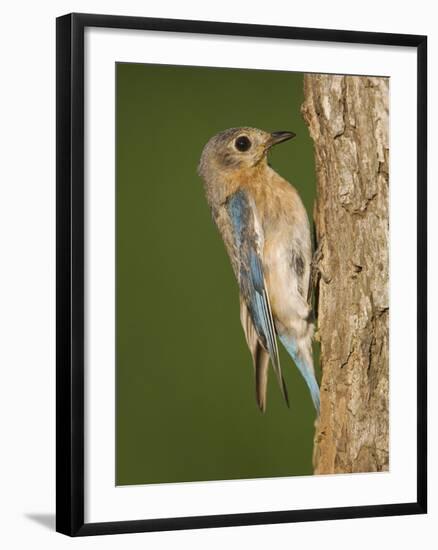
[235,135,251,152]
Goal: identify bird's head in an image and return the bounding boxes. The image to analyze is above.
[197,127,295,180]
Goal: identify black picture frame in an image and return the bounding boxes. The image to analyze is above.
[56,12,427,537]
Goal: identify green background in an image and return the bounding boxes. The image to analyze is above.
[116,63,318,485]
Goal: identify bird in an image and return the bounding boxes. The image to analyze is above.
[197,127,320,414]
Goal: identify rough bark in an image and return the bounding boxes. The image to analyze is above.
[301,74,389,474]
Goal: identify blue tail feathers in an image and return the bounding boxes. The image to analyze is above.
[279,335,320,414]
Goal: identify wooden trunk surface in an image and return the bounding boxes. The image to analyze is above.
[302,74,389,474]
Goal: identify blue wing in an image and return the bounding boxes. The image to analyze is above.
[227,190,289,406]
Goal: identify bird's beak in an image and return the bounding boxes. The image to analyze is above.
[268,131,296,148]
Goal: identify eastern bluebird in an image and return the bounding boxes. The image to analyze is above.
[198,127,320,414]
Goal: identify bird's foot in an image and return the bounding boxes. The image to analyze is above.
[312,237,331,285]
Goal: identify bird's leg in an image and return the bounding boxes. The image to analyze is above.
[311,236,331,286]
[308,236,331,329]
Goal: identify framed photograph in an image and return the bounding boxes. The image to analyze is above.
[56,13,427,536]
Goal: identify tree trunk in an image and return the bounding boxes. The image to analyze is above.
[301,74,389,474]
